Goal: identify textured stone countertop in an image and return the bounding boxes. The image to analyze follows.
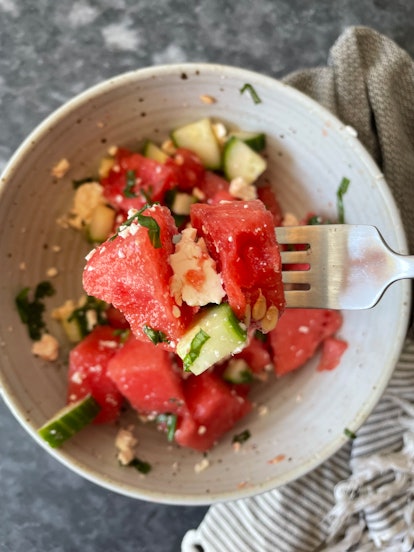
[1,2,414,551]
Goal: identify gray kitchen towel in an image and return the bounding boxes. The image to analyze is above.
[182,27,414,552]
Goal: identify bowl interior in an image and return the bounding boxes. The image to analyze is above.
[0,64,410,504]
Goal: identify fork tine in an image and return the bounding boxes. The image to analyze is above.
[281,270,311,285]
[276,224,413,310]
[283,290,314,308]
[280,250,310,264]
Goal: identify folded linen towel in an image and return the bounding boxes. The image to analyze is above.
[182,27,414,552]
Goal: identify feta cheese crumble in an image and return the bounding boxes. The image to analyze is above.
[169,227,225,307]
[31,333,59,361]
[229,176,257,201]
[69,182,105,230]
[115,426,138,466]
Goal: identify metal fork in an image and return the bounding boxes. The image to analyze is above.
[275,224,413,310]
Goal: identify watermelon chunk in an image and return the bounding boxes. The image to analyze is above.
[101,148,178,214]
[198,171,234,204]
[257,185,283,227]
[236,332,273,374]
[107,335,186,415]
[165,148,205,192]
[68,325,123,423]
[317,337,348,372]
[83,204,191,348]
[190,199,285,327]
[174,371,252,451]
[269,309,343,376]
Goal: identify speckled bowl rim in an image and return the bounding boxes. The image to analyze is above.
[0,63,411,505]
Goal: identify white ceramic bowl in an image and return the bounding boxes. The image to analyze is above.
[0,64,410,505]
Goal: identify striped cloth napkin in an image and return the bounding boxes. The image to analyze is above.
[182,27,414,552]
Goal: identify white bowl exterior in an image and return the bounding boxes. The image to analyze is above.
[0,64,410,504]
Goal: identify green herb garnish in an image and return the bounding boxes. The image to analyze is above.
[68,296,107,339]
[254,329,267,342]
[15,280,55,340]
[109,204,162,248]
[140,186,153,204]
[183,329,211,371]
[143,325,170,345]
[308,215,323,225]
[239,370,254,383]
[112,328,131,344]
[138,213,162,248]
[337,177,350,224]
[344,428,356,440]
[128,457,152,474]
[156,413,177,442]
[240,83,262,104]
[123,170,138,198]
[232,429,251,444]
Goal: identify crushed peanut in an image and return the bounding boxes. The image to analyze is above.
[115,426,138,466]
[268,454,286,465]
[194,457,210,473]
[51,158,70,179]
[260,305,279,332]
[252,291,266,321]
[199,94,216,104]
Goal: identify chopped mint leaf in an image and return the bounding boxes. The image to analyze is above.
[143,325,170,345]
[123,170,138,198]
[156,413,177,442]
[344,427,356,440]
[68,296,107,338]
[337,177,350,224]
[109,204,162,248]
[240,83,262,104]
[183,329,211,371]
[128,457,152,474]
[15,281,55,340]
[232,429,251,444]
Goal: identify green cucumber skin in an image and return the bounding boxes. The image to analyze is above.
[176,304,247,376]
[171,118,222,170]
[228,131,266,152]
[222,360,253,384]
[38,395,101,448]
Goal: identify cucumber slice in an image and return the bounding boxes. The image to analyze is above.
[228,131,266,152]
[87,204,116,243]
[171,118,222,170]
[38,395,101,448]
[222,359,254,384]
[61,317,83,343]
[171,192,196,215]
[223,137,267,185]
[176,303,247,375]
[143,140,169,163]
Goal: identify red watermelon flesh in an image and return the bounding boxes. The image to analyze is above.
[83,204,191,348]
[101,148,178,214]
[317,337,348,372]
[257,185,284,227]
[190,199,285,323]
[174,371,252,451]
[198,171,234,203]
[67,325,124,423]
[107,335,186,415]
[235,332,273,374]
[269,309,344,376]
[165,148,205,192]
